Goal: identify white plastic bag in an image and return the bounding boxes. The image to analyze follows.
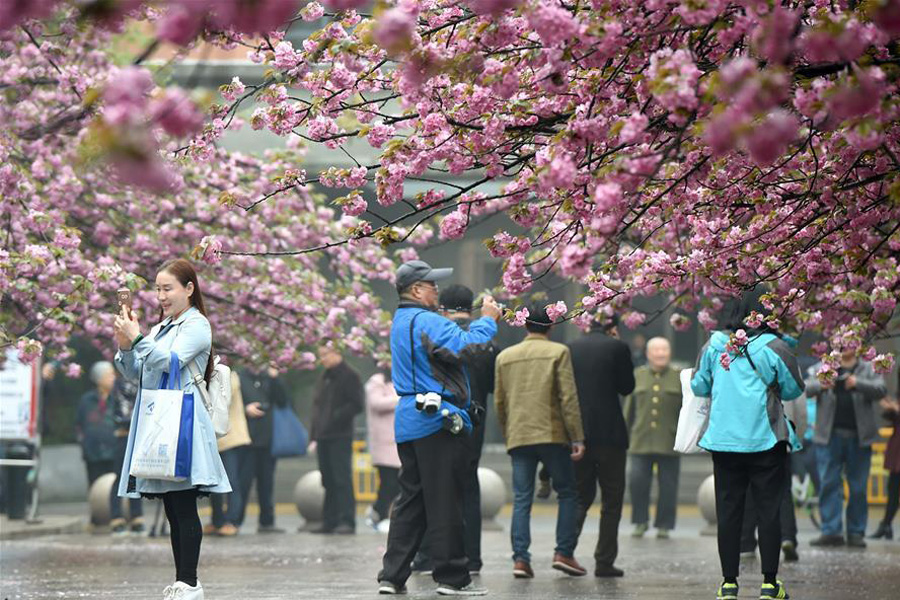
[129,387,188,481]
[673,368,711,454]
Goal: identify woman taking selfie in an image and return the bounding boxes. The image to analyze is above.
[113,259,230,600]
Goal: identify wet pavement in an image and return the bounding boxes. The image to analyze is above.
[2,506,899,599]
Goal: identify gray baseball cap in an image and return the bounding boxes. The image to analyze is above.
[396,260,453,291]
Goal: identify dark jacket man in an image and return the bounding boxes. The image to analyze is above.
[240,370,290,449]
[310,348,364,534]
[310,360,365,441]
[568,325,636,449]
[238,368,290,532]
[567,320,636,577]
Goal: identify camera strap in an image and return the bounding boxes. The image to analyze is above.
[408,310,425,393]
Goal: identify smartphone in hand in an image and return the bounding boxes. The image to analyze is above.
[116,288,133,317]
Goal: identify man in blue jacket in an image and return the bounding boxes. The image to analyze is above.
[378,261,500,597]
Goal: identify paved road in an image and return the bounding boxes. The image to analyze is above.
[2,509,899,599]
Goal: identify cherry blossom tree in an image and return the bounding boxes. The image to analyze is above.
[1,3,395,371]
[5,0,900,379]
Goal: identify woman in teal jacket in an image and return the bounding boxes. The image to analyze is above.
[691,288,805,600]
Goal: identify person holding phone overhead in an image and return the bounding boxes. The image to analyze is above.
[113,259,230,600]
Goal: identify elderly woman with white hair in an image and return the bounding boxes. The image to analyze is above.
[76,361,119,520]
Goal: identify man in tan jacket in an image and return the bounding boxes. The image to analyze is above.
[495,304,586,579]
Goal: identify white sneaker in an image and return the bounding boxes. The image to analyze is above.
[162,585,176,600]
[169,581,204,600]
[378,581,408,594]
[435,583,488,596]
[365,506,379,530]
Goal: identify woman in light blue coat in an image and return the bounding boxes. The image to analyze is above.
[114,259,229,600]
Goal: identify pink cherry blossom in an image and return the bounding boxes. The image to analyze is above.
[322,0,368,10]
[466,0,523,16]
[719,352,732,371]
[439,208,469,240]
[157,4,207,46]
[374,7,417,54]
[545,301,567,322]
[744,110,799,166]
[527,1,580,47]
[151,88,204,138]
[511,307,530,327]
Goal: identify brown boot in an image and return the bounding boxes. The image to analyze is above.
[202,523,220,536]
[551,553,587,576]
[513,561,534,579]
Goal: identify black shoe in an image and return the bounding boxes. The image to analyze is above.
[847,534,867,548]
[258,525,286,534]
[781,540,799,562]
[307,523,335,534]
[810,534,844,547]
[435,583,487,596]
[536,480,551,499]
[594,564,624,577]
[870,522,894,540]
[333,523,355,535]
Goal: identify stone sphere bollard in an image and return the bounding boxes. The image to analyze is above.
[294,470,325,524]
[478,467,507,531]
[697,474,717,536]
[89,472,127,526]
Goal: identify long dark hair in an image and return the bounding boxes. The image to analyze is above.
[721,285,775,335]
[158,259,214,383]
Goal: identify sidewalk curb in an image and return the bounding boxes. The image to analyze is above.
[0,516,84,541]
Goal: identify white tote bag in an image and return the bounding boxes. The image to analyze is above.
[129,353,192,481]
[673,368,711,454]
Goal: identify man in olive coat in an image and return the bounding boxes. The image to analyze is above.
[495,304,587,579]
[624,337,682,539]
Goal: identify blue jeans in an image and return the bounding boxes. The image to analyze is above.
[211,446,248,528]
[510,444,577,564]
[816,434,872,537]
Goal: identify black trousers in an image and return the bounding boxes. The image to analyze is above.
[109,436,143,522]
[379,430,470,589]
[883,471,900,525]
[574,445,627,568]
[318,436,356,530]
[712,444,787,580]
[629,454,680,530]
[415,421,485,570]
[238,446,277,527]
[85,459,115,488]
[373,466,401,521]
[163,489,202,587]
[741,452,796,550]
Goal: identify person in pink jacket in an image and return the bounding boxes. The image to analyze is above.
[365,369,401,531]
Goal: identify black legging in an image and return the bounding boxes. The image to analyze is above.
[884,472,900,525]
[163,489,202,587]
